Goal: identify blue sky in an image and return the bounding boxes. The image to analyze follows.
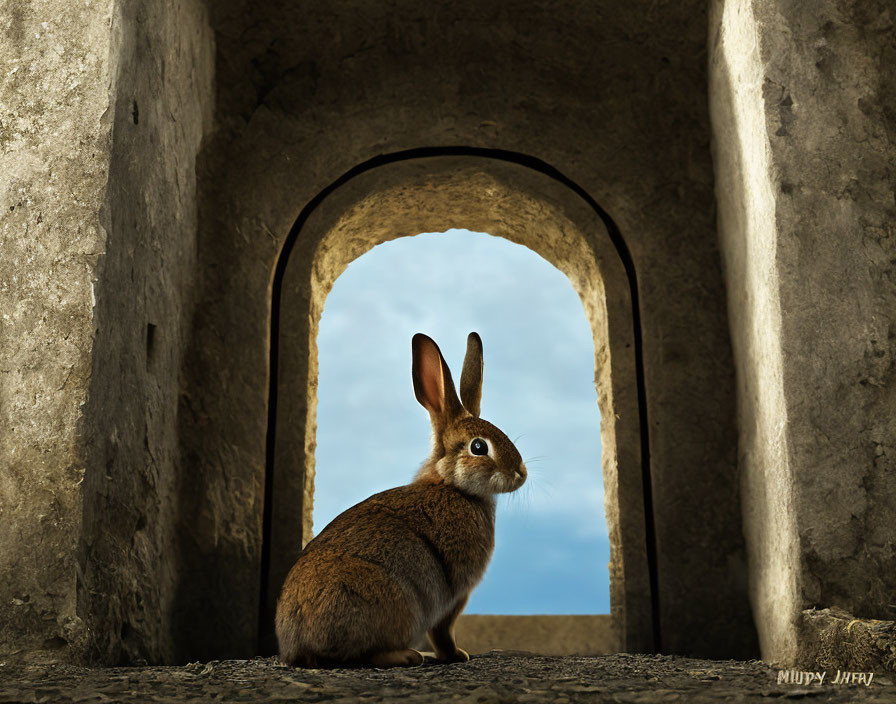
[313,229,609,614]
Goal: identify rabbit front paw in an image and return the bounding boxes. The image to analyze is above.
[438,647,470,663]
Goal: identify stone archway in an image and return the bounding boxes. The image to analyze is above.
[9,0,894,670]
[261,151,655,655]
[168,1,754,663]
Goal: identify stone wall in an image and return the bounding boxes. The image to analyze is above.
[180,0,753,661]
[79,0,213,664]
[709,0,896,664]
[1,0,756,663]
[5,0,893,668]
[0,0,115,661]
[0,0,213,663]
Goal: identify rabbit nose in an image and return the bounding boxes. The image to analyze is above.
[514,463,527,481]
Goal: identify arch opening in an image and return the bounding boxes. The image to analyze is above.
[262,151,656,655]
[312,228,609,618]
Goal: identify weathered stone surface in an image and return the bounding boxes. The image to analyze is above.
[0,0,115,661]
[0,0,213,665]
[709,0,896,664]
[764,0,896,635]
[799,608,896,674]
[78,0,213,666]
[0,653,893,703]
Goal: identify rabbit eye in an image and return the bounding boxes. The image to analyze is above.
[470,438,489,456]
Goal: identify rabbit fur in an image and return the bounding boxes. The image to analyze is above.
[275,332,527,667]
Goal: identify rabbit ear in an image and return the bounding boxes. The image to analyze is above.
[460,332,483,417]
[412,334,464,427]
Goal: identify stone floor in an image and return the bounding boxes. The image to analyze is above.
[0,652,894,703]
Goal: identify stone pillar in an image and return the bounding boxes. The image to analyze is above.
[710,0,896,664]
[0,0,214,663]
[0,0,115,661]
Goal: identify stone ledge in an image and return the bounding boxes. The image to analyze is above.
[798,607,896,673]
[455,614,616,655]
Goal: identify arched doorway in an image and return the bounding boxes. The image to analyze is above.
[260,149,656,654]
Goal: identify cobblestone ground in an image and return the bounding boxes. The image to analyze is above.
[1,652,894,703]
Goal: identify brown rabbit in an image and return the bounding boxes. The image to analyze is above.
[275,332,527,667]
